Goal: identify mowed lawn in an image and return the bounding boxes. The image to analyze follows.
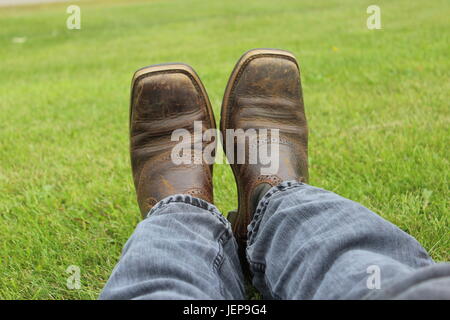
[0,0,448,299]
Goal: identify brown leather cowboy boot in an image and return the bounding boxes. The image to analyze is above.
[221,49,308,249]
[130,63,216,217]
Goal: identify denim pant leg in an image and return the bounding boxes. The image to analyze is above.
[100,195,245,299]
[247,181,450,299]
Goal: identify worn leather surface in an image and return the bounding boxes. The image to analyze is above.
[130,65,216,217]
[221,49,308,244]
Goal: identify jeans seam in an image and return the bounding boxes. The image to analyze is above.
[213,229,233,298]
[213,230,230,270]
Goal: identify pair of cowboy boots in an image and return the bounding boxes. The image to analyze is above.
[130,48,308,256]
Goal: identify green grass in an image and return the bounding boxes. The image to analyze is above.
[0,0,448,299]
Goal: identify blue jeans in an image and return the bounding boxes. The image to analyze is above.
[100,181,450,299]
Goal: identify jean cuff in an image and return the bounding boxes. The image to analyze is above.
[247,180,304,247]
[145,194,230,228]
